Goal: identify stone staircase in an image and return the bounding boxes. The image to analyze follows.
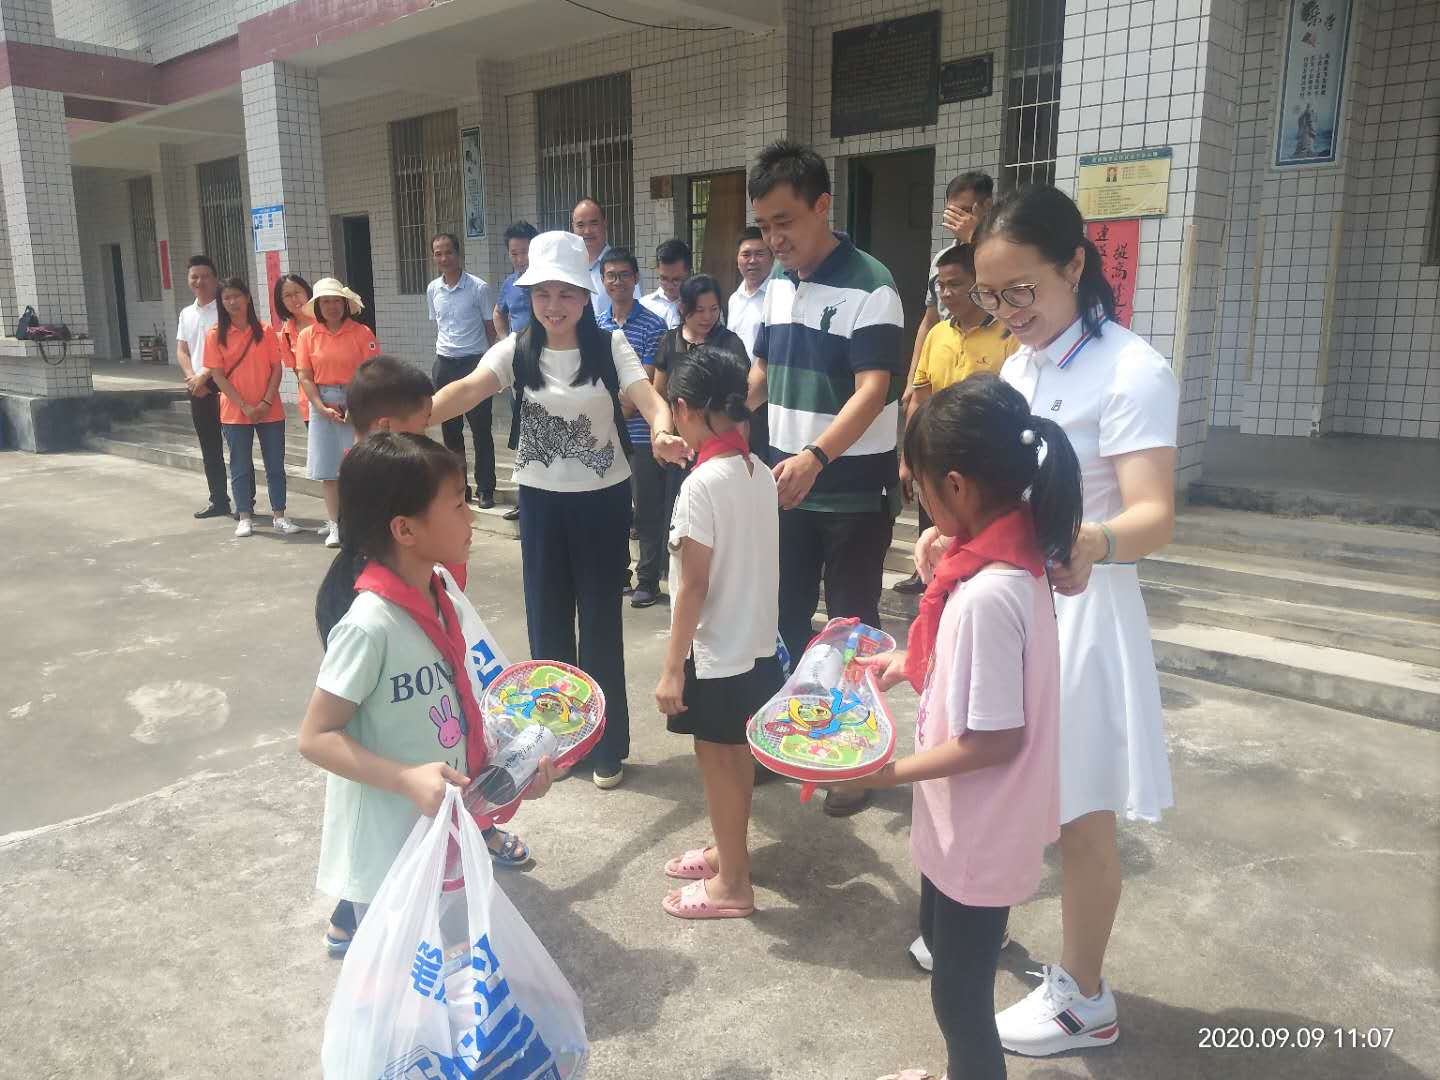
[89,400,1440,731]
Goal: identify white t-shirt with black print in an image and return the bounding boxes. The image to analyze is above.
[481,329,649,492]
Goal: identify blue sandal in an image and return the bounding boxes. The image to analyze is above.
[484,828,531,868]
[324,931,351,958]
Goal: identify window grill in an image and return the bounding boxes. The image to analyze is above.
[1003,0,1066,189]
[536,73,633,249]
[196,157,248,282]
[128,176,161,301]
[391,109,463,295]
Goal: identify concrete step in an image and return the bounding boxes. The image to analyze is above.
[1187,478,1440,532]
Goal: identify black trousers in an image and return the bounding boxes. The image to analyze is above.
[630,442,667,591]
[776,504,893,666]
[518,482,632,771]
[189,388,229,508]
[920,876,1011,1080]
[433,354,496,496]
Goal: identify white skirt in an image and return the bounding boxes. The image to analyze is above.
[1054,563,1173,824]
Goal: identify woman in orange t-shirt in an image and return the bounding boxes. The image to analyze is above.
[205,277,301,539]
[295,277,380,547]
[273,273,314,424]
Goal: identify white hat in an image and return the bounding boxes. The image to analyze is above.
[515,231,594,292]
[304,277,365,319]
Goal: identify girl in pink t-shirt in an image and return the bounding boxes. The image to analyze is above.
[830,373,1082,1080]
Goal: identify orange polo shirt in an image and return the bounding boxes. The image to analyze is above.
[277,317,310,420]
[204,325,285,426]
[296,318,380,387]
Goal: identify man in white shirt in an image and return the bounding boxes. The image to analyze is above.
[639,238,689,329]
[175,254,230,518]
[726,226,774,360]
[428,232,498,507]
[573,197,640,318]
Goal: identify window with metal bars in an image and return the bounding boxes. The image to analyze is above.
[391,109,463,295]
[1002,0,1066,189]
[536,73,633,249]
[196,157,248,283]
[128,176,161,301]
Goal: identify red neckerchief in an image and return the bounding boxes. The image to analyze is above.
[694,427,750,468]
[355,562,487,781]
[904,508,1046,692]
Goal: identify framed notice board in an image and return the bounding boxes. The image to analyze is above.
[831,11,940,138]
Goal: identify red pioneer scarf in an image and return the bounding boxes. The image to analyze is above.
[694,426,750,468]
[903,508,1047,692]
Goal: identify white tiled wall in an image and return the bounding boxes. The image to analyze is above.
[51,0,236,63]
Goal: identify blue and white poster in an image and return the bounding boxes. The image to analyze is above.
[1274,0,1353,167]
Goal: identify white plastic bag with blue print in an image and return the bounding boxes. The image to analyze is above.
[322,786,589,1079]
[437,566,510,758]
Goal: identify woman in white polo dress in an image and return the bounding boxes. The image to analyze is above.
[915,185,1179,1058]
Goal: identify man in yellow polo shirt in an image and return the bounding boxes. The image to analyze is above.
[894,242,1019,593]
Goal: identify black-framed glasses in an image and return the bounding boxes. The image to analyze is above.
[603,270,635,284]
[968,284,1038,311]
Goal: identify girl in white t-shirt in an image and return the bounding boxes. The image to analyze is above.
[298,433,561,955]
[654,345,782,921]
[840,374,1082,1080]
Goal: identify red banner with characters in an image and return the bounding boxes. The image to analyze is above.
[1085,218,1139,328]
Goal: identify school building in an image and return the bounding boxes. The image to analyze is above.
[0,0,1435,500]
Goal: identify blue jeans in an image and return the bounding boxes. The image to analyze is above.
[517,481,632,771]
[223,421,287,515]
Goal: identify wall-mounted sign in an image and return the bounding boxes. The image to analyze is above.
[461,127,484,238]
[1086,218,1139,328]
[939,53,993,104]
[1077,148,1172,221]
[830,11,940,138]
[1274,0,1353,167]
[251,204,285,253]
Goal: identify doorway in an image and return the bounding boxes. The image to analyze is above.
[101,244,131,360]
[686,170,747,298]
[846,148,936,351]
[341,215,377,335]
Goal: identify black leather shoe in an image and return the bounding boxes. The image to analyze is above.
[892,572,926,595]
[478,492,496,510]
[194,504,232,520]
[503,506,520,521]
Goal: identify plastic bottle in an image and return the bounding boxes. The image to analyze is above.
[462,724,561,817]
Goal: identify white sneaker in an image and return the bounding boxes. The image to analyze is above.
[995,963,1118,1056]
[909,926,1011,973]
[234,517,253,538]
[273,516,302,535]
[324,521,341,548]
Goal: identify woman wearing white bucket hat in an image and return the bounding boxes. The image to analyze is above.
[432,231,689,789]
[295,278,380,547]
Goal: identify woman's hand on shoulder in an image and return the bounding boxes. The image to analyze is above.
[395,762,469,817]
[856,650,909,692]
[913,526,952,582]
[1049,522,1103,597]
[652,431,691,467]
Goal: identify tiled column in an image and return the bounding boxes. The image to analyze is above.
[470,59,513,286]
[241,62,330,323]
[743,0,813,165]
[0,84,93,397]
[1054,0,1246,485]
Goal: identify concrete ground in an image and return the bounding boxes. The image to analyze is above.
[2,450,1437,1080]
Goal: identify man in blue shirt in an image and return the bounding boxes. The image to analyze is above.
[428,232,497,507]
[595,246,669,608]
[493,221,537,337]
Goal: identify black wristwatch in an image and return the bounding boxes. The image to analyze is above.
[803,443,830,469]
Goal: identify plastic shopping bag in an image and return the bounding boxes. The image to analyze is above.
[321,786,588,1079]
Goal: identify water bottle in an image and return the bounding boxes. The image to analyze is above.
[462,724,560,817]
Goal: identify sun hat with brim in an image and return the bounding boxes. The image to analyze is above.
[304,277,365,319]
[515,231,594,292]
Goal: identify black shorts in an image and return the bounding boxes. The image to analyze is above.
[667,654,784,745]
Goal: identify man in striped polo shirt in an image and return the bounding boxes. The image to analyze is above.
[748,141,906,816]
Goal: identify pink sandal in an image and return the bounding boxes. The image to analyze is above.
[664,846,717,880]
[662,878,753,920]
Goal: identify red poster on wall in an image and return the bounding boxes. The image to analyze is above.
[1085,218,1139,328]
[265,250,283,327]
[159,240,170,290]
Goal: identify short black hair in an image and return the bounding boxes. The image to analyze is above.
[656,238,691,268]
[748,140,830,206]
[679,273,723,317]
[601,246,639,276]
[945,172,994,202]
[187,255,216,272]
[346,355,434,436]
[430,232,461,255]
[503,221,538,243]
[737,225,765,248]
[935,243,975,276]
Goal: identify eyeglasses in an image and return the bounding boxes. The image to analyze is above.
[603,271,635,283]
[968,284,1038,311]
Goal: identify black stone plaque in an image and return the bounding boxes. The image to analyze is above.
[831,11,940,138]
[939,53,993,104]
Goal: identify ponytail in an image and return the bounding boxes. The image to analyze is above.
[315,547,366,646]
[1025,415,1083,564]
